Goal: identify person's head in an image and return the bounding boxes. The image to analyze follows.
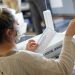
[0,8,18,47]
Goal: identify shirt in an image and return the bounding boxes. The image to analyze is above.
[0,36,75,75]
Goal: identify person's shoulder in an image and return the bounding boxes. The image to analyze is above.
[14,50,42,57]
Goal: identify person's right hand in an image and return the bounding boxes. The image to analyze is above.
[65,18,75,37]
[26,40,38,52]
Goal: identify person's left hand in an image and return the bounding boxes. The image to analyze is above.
[65,18,75,37]
[26,40,38,52]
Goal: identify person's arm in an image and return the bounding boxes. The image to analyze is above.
[40,19,75,75]
[17,35,75,75]
[22,19,75,75]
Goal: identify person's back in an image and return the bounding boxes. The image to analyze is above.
[0,37,75,75]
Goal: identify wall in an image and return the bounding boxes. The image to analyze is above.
[50,0,75,15]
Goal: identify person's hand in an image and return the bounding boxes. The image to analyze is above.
[26,40,38,52]
[65,18,75,37]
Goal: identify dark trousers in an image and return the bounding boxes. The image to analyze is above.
[27,0,46,34]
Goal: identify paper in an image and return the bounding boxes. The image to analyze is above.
[15,12,27,36]
[35,10,56,53]
[15,12,25,24]
[35,28,56,53]
[43,10,54,30]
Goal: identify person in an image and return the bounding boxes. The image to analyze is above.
[3,0,47,34]
[27,0,46,34]
[0,7,75,75]
[2,0,21,13]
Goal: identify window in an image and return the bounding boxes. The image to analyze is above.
[50,0,63,8]
[48,0,75,32]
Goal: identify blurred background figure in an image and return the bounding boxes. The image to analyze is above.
[3,0,50,34]
[3,0,21,13]
[26,0,46,34]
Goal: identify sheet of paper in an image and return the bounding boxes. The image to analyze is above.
[35,10,56,53]
[15,12,27,35]
[50,0,63,8]
[43,10,54,31]
[35,28,56,53]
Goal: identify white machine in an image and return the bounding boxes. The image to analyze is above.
[35,10,65,58]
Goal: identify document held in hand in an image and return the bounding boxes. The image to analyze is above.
[35,10,56,53]
[35,28,56,53]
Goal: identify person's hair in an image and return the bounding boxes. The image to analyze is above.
[0,8,15,43]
